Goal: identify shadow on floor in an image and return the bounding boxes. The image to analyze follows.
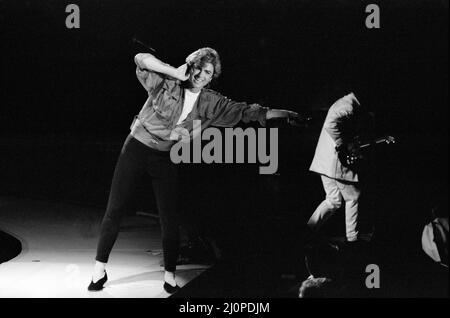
[0,230,22,264]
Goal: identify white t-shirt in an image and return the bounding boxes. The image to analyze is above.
[176,89,200,125]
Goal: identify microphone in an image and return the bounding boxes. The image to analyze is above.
[132,37,157,53]
[185,63,194,77]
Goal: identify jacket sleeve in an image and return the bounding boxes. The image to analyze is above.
[135,67,165,95]
[324,102,354,147]
[206,94,269,128]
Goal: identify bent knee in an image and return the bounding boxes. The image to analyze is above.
[325,198,342,210]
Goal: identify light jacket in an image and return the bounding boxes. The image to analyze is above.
[309,93,362,182]
[131,68,268,151]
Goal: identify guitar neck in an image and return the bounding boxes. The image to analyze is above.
[359,138,388,149]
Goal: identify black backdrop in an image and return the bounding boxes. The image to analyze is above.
[1,0,447,135]
[0,1,448,295]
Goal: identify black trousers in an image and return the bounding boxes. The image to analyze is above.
[96,135,180,272]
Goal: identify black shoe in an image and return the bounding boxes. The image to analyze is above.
[163,281,180,294]
[87,272,108,291]
[344,240,367,253]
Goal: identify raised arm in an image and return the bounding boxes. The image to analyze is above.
[135,53,189,79]
[324,103,354,148]
[134,53,190,91]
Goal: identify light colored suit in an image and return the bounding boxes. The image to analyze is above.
[309,92,361,182]
[308,93,363,242]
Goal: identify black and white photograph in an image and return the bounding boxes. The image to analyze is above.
[0,0,448,304]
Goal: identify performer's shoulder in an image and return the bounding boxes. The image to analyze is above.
[202,88,227,101]
[203,88,222,96]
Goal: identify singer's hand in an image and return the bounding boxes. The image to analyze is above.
[185,50,201,65]
[266,109,298,120]
[175,64,190,81]
[336,142,362,167]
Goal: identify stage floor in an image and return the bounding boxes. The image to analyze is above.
[1,195,448,298]
[0,196,209,298]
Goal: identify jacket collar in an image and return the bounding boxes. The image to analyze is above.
[163,80,182,101]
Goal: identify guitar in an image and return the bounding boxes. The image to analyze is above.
[338,135,396,167]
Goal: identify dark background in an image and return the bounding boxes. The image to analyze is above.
[0,0,448,296]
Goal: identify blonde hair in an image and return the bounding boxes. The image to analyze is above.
[187,47,222,79]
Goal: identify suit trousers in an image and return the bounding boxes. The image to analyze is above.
[308,175,361,241]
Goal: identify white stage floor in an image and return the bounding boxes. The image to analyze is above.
[0,197,209,298]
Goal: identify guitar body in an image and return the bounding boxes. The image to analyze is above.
[338,135,396,168]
